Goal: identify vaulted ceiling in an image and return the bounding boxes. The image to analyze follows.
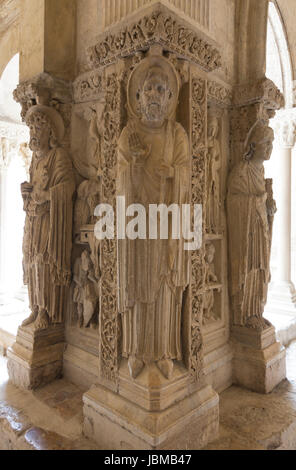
[0,0,20,38]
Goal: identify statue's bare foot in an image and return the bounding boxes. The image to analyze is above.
[128,356,144,379]
[157,359,174,380]
[34,310,50,331]
[22,310,38,327]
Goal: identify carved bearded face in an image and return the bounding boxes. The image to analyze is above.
[139,68,171,125]
[27,112,53,155]
[245,124,274,163]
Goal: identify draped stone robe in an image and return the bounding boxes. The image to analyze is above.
[227,160,271,326]
[117,118,190,364]
[23,147,75,323]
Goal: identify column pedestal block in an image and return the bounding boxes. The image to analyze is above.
[83,383,219,450]
[232,325,286,393]
[7,324,64,390]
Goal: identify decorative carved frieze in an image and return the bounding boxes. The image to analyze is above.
[87,6,221,72]
[73,70,104,103]
[99,71,123,386]
[208,80,232,107]
[190,74,207,380]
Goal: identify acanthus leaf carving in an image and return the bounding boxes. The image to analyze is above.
[87,7,221,73]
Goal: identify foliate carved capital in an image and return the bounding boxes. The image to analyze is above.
[233,78,284,119]
[13,73,72,122]
[271,108,296,148]
[87,5,221,72]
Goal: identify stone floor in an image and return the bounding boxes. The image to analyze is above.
[0,341,296,450]
[0,296,29,337]
[205,340,296,450]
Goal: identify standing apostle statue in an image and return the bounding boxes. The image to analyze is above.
[21,105,75,330]
[227,120,276,330]
[117,54,190,379]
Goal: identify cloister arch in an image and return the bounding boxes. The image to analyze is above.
[264,0,296,342]
[0,52,30,341]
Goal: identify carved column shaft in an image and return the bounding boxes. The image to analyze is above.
[266,109,296,309]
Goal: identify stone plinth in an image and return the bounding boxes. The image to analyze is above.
[83,383,219,450]
[232,325,286,394]
[7,324,64,390]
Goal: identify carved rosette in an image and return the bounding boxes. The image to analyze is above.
[87,6,221,73]
[190,75,207,380]
[99,73,122,386]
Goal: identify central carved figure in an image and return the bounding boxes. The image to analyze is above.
[117,54,190,380]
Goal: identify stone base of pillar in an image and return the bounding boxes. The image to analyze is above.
[232,325,286,394]
[83,383,219,450]
[7,324,64,390]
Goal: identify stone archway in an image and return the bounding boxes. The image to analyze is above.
[0,53,30,350]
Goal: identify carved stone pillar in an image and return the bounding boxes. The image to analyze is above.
[6,74,74,390]
[265,109,296,315]
[80,3,220,450]
[228,80,286,393]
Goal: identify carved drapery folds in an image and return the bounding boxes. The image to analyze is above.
[72,3,225,392]
[12,74,75,331]
[87,5,221,73]
[228,76,283,330]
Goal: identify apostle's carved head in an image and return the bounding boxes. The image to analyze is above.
[25,105,65,155]
[139,67,172,125]
[128,54,179,126]
[244,121,274,163]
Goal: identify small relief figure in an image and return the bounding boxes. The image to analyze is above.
[74,178,101,237]
[74,105,102,239]
[20,105,75,330]
[117,53,190,380]
[203,244,219,324]
[73,250,99,328]
[227,120,275,330]
[207,114,221,234]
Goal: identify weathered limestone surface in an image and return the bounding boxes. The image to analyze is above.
[7,325,64,390]
[0,0,292,452]
[1,341,296,450]
[83,384,219,450]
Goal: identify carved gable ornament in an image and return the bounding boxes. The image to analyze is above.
[87,5,221,72]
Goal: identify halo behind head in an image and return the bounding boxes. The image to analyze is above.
[25,105,65,143]
[127,55,180,120]
[244,120,274,150]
